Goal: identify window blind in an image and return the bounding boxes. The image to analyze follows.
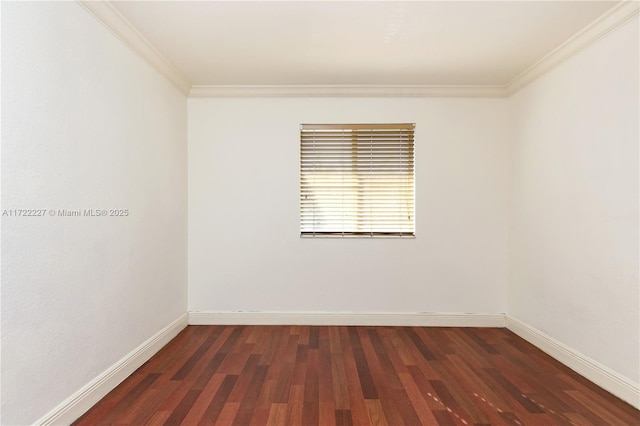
[300,123,415,237]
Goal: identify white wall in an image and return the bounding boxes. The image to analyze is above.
[189,98,509,314]
[509,16,639,385]
[1,2,188,424]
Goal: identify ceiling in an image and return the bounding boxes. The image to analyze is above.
[110,1,619,88]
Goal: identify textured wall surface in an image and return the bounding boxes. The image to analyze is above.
[1,3,188,424]
[509,17,639,384]
[188,97,509,314]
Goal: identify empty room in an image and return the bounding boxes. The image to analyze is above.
[1,0,639,425]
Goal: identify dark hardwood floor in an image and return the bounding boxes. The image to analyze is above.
[73,325,639,425]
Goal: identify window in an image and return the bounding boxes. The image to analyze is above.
[300,123,415,237]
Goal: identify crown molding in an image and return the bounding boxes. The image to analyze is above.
[506,0,640,95]
[76,0,191,96]
[189,85,509,98]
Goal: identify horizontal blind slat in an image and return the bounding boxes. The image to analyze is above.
[300,123,415,237]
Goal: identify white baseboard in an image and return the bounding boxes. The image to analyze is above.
[34,313,189,426]
[506,316,640,410]
[188,311,506,327]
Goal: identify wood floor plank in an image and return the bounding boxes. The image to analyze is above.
[144,409,171,425]
[359,332,407,425]
[378,328,410,376]
[265,403,288,426]
[290,357,307,386]
[364,399,388,426]
[180,373,226,425]
[366,329,404,390]
[199,374,238,425]
[565,389,635,426]
[272,327,297,365]
[521,390,574,421]
[149,327,212,375]
[297,325,310,346]
[255,378,277,407]
[391,388,423,425]
[216,343,255,375]
[171,329,224,381]
[564,372,640,423]
[403,327,437,361]
[301,401,319,425]
[272,362,295,403]
[440,355,509,423]
[328,325,343,354]
[233,365,268,425]
[226,354,260,403]
[429,379,470,421]
[334,408,354,426]
[284,384,305,426]
[247,406,270,426]
[347,327,363,348]
[319,339,335,403]
[192,353,227,391]
[212,402,240,426]
[342,346,371,426]
[431,409,457,425]
[397,372,442,425]
[144,411,171,426]
[352,346,378,400]
[74,326,640,426]
[304,349,320,403]
[330,353,351,410]
[319,401,337,426]
[429,328,459,357]
[90,373,161,426]
[121,381,182,425]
